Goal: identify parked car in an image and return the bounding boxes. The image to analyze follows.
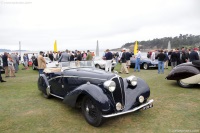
[0,57,5,73]
[93,56,116,71]
[130,57,158,70]
[32,57,53,70]
[166,61,200,88]
[38,61,154,127]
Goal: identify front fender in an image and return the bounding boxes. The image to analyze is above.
[166,66,200,80]
[63,83,113,114]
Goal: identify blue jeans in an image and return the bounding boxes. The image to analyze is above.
[158,61,164,73]
[134,58,140,71]
[39,69,44,75]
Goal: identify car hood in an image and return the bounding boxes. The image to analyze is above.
[63,67,116,80]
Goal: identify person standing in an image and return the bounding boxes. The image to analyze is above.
[181,47,188,63]
[170,49,178,68]
[189,48,199,62]
[86,50,93,61]
[120,48,129,74]
[156,49,166,74]
[104,49,113,72]
[37,51,46,75]
[58,49,70,62]
[134,49,141,72]
[125,49,132,71]
[7,55,15,77]
[23,54,28,69]
[164,50,169,69]
[0,69,6,82]
[2,52,9,77]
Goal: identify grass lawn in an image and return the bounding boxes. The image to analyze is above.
[0,64,199,133]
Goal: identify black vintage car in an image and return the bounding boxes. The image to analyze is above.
[38,61,154,127]
[166,61,200,88]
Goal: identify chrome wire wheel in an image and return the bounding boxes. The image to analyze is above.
[81,96,103,127]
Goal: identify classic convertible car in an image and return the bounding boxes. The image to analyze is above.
[130,57,158,70]
[38,61,154,127]
[166,60,200,88]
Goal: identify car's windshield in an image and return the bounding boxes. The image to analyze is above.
[60,61,95,69]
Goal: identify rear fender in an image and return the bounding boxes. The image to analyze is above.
[166,66,200,80]
[63,83,113,114]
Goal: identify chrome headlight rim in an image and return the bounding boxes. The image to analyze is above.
[103,80,116,92]
[127,75,137,86]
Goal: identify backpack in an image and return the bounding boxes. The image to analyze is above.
[33,59,38,66]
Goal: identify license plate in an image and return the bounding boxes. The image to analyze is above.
[141,103,153,110]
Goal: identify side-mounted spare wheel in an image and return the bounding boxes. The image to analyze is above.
[177,80,194,88]
[81,96,103,127]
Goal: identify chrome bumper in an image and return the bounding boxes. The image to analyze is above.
[102,99,154,118]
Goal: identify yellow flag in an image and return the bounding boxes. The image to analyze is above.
[54,40,57,52]
[134,41,138,55]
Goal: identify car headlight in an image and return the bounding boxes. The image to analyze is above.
[138,96,144,103]
[104,80,116,92]
[127,75,137,86]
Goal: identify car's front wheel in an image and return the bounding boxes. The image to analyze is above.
[177,80,194,88]
[38,76,51,98]
[95,64,101,69]
[81,96,103,127]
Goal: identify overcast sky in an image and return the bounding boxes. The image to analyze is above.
[0,0,200,51]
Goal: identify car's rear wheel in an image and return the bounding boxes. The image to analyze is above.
[177,80,194,88]
[81,96,103,127]
[143,63,148,70]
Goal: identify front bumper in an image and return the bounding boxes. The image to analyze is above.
[102,99,154,118]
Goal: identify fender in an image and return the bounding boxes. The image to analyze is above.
[166,65,200,80]
[38,74,50,93]
[63,83,113,114]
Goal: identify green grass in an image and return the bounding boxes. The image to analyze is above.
[0,64,199,133]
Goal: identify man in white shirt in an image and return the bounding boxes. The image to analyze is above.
[134,49,141,72]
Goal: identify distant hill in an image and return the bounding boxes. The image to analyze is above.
[117,34,200,51]
[0,49,28,52]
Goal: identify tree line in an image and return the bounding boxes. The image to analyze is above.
[122,34,200,50]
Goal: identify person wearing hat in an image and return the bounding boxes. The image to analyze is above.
[37,51,46,75]
[189,48,199,62]
[104,49,113,72]
[119,48,129,74]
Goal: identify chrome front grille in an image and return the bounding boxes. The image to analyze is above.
[112,77,125,107]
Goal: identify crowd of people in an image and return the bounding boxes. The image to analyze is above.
[147,47,200,74]
[1,46,200,82]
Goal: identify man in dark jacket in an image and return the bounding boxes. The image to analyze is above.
[189,48,199,62]
[104,49,113,72]
[170,49,178,68]
[120,48,129,74]
[181,47,188,63]
[2,52,9,77]
[156,49,166,74]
